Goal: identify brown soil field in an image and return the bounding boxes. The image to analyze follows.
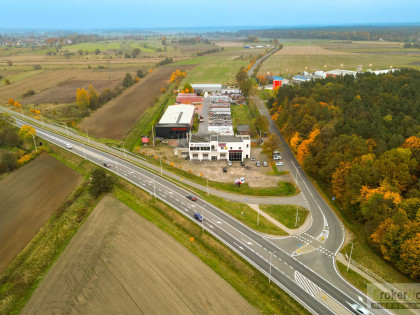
[275,45,353,55]
[22,195,258,315]
[21,69,137,104]
[0,70,81,103]
[79,64,196,140]
[0,154,81,274]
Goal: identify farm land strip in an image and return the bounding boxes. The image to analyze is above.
[0,154,81,274]
[22,194,259,315]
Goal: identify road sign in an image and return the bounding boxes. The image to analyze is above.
[298,243,301,247]
[332,197,335,201]
[141,137,149,143]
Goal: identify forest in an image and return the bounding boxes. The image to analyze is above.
[268,69,420,279]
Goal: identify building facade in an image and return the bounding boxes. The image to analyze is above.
[155,105,195,139]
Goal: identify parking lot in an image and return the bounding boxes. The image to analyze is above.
[140,146,293,187]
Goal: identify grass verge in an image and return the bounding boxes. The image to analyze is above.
[114,182,307,314]
[259,204,309,229]
[266,162,289,176]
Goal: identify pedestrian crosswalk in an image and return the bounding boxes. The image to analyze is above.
[294,271,321,296]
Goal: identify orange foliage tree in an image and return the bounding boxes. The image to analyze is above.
[297,128,320,163]
[76,88,89,109]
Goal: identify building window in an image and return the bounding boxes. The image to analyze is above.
[211,145,215,150]
[192,153,198,158]
[203,154,209,158]
[239,147,241,149]
[230,147,232,149]
[246,144,249,148]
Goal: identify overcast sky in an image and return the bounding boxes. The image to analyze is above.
[3,0,420,29]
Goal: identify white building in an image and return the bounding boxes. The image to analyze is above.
[188,133,251,162]
[191,84,222,93]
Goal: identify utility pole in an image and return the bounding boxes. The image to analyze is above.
[160,157,162,175]
[152,125,155,147]
[269,251,276,283]
[32,134,38,152]
[122,142,127,159]
[63,122,69,136]
[85,129,90,144]
[201,205,205,232]
[257,209,260,226]
[294,166,301,189]
[82,143,87,159]
[207,177,209,197]
[347,242,354,271]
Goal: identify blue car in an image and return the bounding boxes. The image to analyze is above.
[194,213,203,221]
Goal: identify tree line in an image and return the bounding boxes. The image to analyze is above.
[268,69,420,278]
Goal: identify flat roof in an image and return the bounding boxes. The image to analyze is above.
[237,124,250,131]
[218,135,243,143]
[158,105,195,125]
[191,84,222,88]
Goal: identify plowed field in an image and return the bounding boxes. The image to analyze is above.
[0,154,81,274]
[22,195,258,315]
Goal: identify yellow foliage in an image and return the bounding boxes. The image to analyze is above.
[8,98,14,105]
[170,69,186,83]
[359,184,402,206]
[271,112,279,121]
[290,132,301,152]
[297,128,320,162]
[402,136,420,149]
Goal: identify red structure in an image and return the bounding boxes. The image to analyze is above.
[176,93,203,105]
[273,80,282,89]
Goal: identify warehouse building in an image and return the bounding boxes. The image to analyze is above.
[187,133,251,162]
[155,105,195,139]
[175,93,203,105]
[191,84,222,94]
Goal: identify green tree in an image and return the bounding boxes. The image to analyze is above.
[183,83,194,93]
[94,48,101,55]
[262,134,281,157]
[122,73,133,88]
[90,168,114,197]
[0,113,15,127]
[137,69,146,78]
[88,85,99,109]
[254,115,269,136]
[132,48,141,58]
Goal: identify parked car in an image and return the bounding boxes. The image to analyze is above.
[241,161,245,166]
[251,157,256,161]
[263,161,268,167]
[349,304,371,315]
[223,167,227,172]
[103,162,111,167]
[256,161,261,167]
[276,162,284,166]
[273,150,280,155]
[65,143,72,149]
[194,212,203,221]
[187,195,198,201]
[228,161,232,166]
[273,155,282,160]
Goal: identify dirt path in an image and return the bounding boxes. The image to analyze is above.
[0,154,81,274]
[79,64,195,140]
[22,195,258,315]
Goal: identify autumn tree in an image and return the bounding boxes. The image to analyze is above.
[18,125,36,140]
[8,98,14,105]
[183,83,194,93]
[170,69,186,83]
[262,134,281,157]
[0,113,15,127]
[87,85,99,109]
[76,88,89,109]
[254,115,269,136]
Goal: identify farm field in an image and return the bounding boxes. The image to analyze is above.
[79,64,195,139]
[20,68,138,105]
[258,44,420,77]
[0,154,81,274]
[176,47,267,85]
[22,194,258,315]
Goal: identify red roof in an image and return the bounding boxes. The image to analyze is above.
[176,95,203,104]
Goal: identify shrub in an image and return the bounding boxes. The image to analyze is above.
[32,64,42,70]
[23,89,35,97]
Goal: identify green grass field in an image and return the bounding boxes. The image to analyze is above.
[0,69,45,87]
[231,104,253,128]
[259,204,309,229]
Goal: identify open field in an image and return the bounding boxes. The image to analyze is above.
[0,154,81,274]
[176,47,267,85]
[21,68,138,104]
[215,41,245,47]
[259,49,419,77]
[259,204,309,229]
[274,45,352,55]
[23,194,258,315]
[79,64,195,139]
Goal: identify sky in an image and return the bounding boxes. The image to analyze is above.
[2,0,420,30]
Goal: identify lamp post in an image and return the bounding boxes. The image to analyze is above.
[160,157,163,176]
[82,143,87,159]
[122,142,127,159]
[63,122,69,136]
[201,205,205,232]
[269,250,276,283]
[257,208,260,226]
[295,202,305,227]
[294,166,301,188]
[32,134,38,152]
[207,177,209,197]
[85,129,90,144]
[347,242,354,271]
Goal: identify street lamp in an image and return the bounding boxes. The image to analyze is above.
[269,250,276,283]
[257,208,260,226]
[32,134,38,152]
[122,142,127,159]
[82,143,87,159]
[85,129,90,144]
[201,204,205,232]
[63,122,69,136]
[160,157,163,176]
[295,202,306,227]
[294,166,301,188]
[347,242,354,271]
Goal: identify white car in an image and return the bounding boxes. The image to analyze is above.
[350,304,371,315]
[65,143,73,149]
[273,155,282,160]
[263,161,268,167]
[276,162,284,166]
[228,161,232,166]
[256,161,261,167]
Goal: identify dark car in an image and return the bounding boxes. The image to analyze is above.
[241,161,245,166]
[103,162,111,167]
[223,167,227,172]
[187,195,198,201]
[194,212,203,221]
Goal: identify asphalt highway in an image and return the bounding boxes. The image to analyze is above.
[2,107,392,315]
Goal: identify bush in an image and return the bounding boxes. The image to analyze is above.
[32,64,42,70]
[4,78,10,85]
[137,69,146,78]
[90,168,114,196]
[122,73,133,88]
[23,89,35,97]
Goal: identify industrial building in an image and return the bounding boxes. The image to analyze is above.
[175,93,203,105]
[155,105,195,139]
[185,133,251,162]
[191,84,222,94]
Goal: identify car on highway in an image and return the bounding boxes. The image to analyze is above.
[276,162,284,166]
[223,167,227,172]
[103,162,111,167]
[187,195,198,201]
[349,304,371,315]
[228,161,232,166]
[194,212,203,221]
[263,161,268,167]
[65,143,73,149]
[256,161,261,167]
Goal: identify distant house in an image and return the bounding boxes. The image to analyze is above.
[236,124,251,135]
